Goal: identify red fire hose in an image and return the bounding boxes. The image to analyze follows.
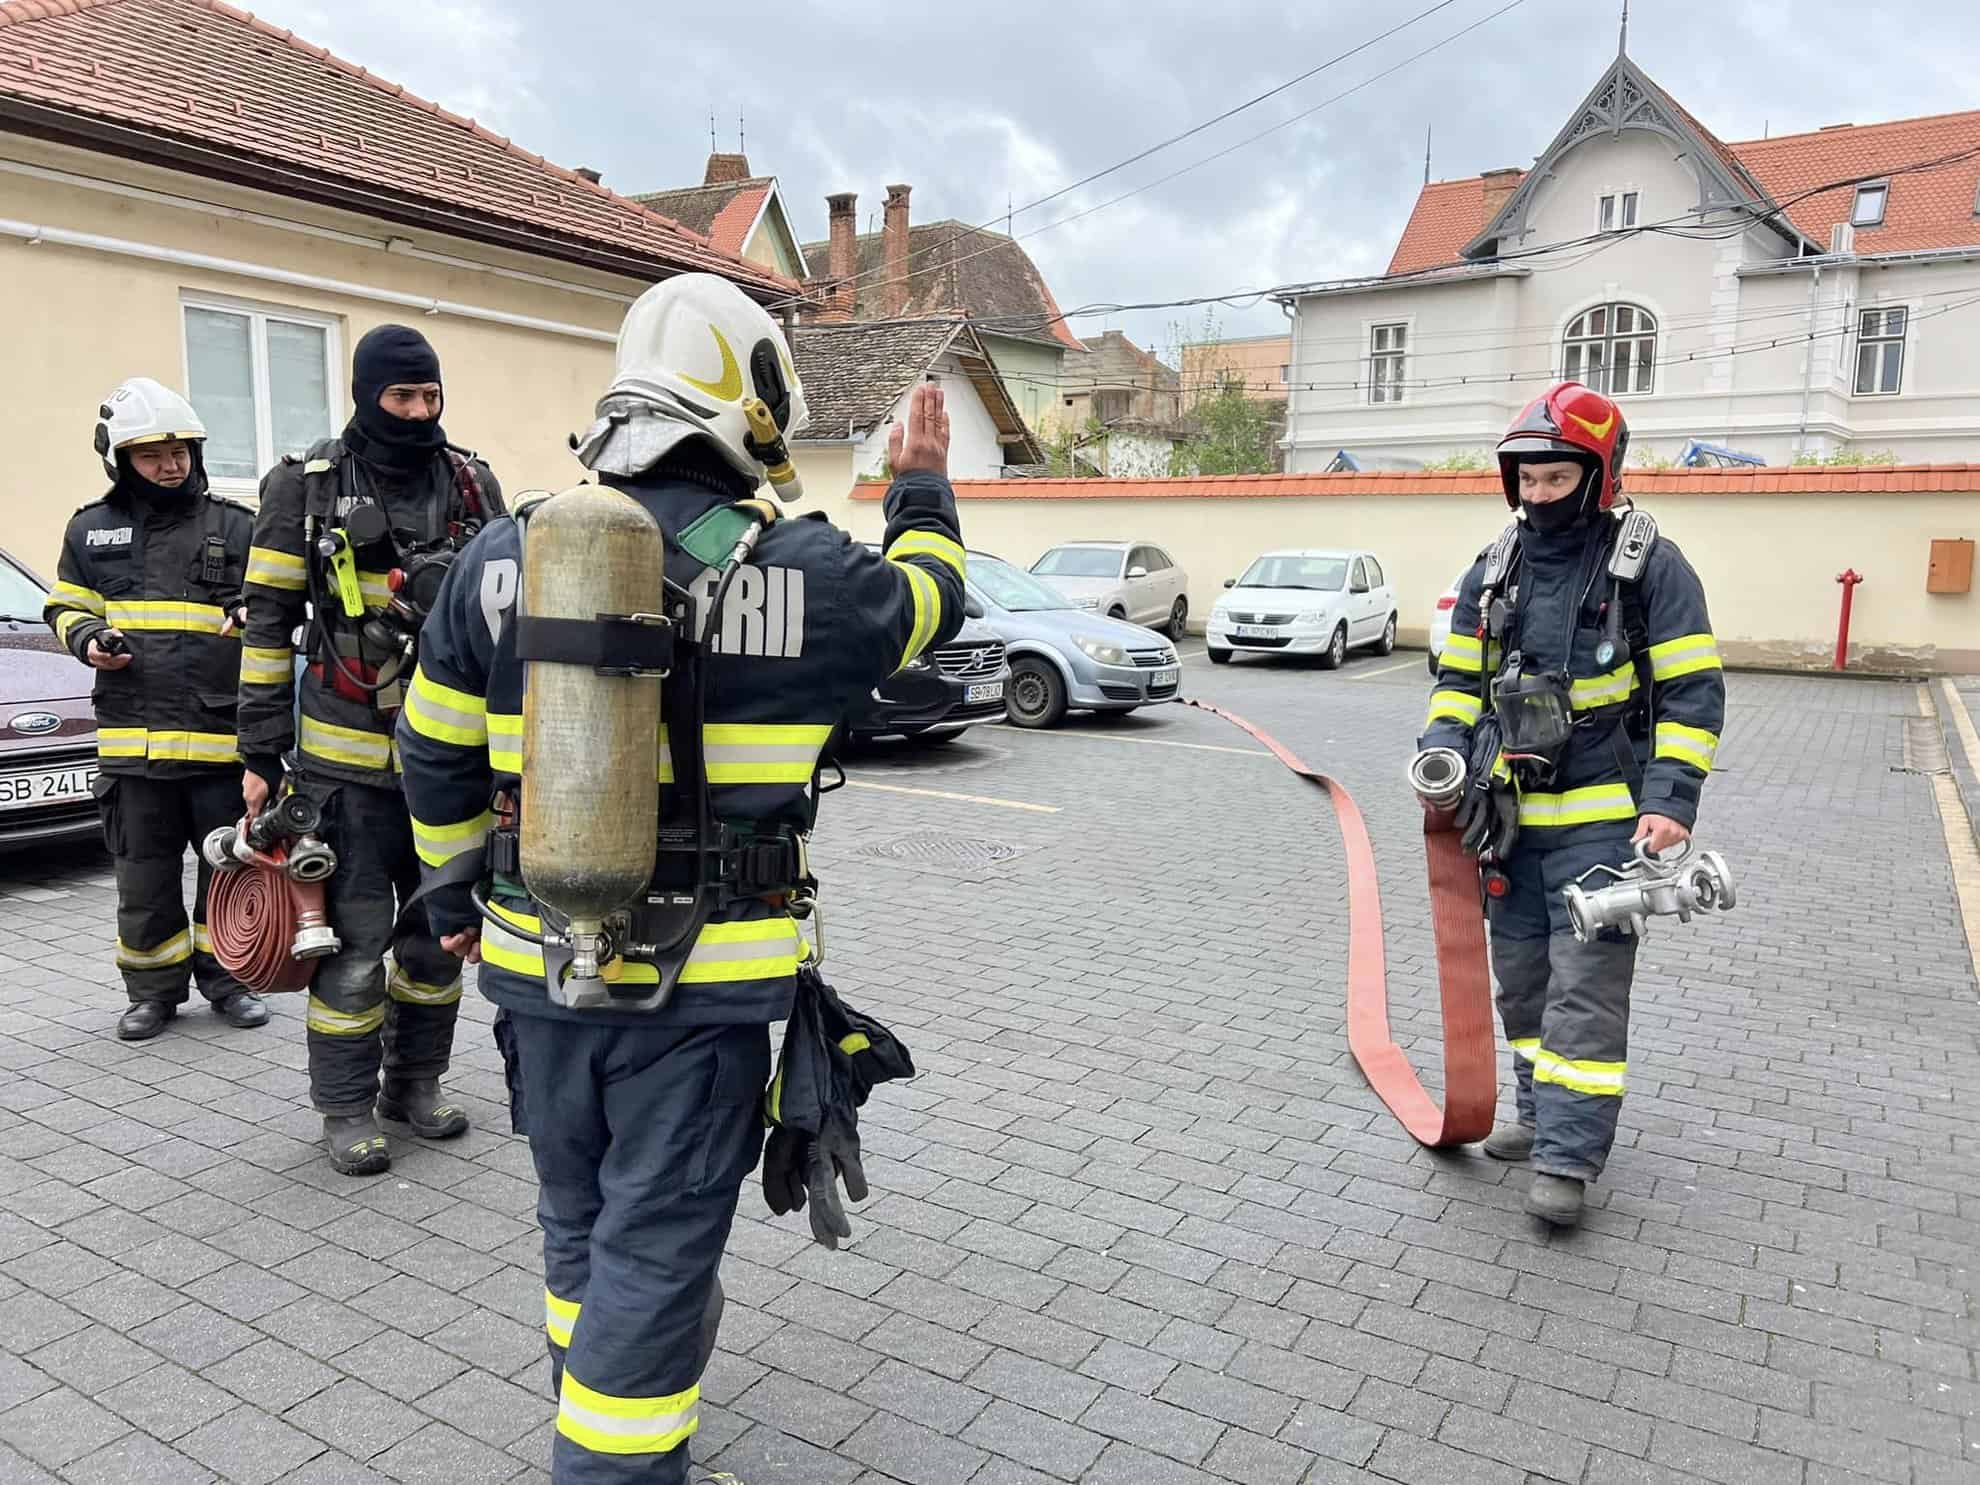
[207,847,323,995]
[1183,700,1497,1147]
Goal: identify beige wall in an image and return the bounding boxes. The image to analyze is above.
[832,484,1980,672]
[1183,335,1292,402]
[0,136,855,576]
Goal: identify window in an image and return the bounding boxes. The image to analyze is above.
[1279,363,1290,384]
[1369,323,1407,404]
[1621,191,1639,227]
[1351,559,1369,592]
[1600,195,1616,231]
[1364,556,1385,588]
[1855,307,1907,395]
[1562,302,1658,396]
[1851,182,1888,227]
[1599,193,1639,232]
[1146,548,1174,572]
[183,298,338,486]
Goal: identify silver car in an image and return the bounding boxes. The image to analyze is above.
[1029,541,1191,637]
[965,552,1180,728]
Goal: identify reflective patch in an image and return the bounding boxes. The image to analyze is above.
[1533,1048,1626,1096]
[117,930,192,970]
[1439,632,1484,674]
[305,996,386,1036]
[409,809,492,868]
[557,1373,698,1457]
[246,546,308,591]
[1648,632,1722,681]
[97,728,238,764]
[387,966,464,1005]
[887,530,966,581]
[241,645,294,686]
[487,712,522,775]
[404,666,488,748]
[545,1289,580,1348]
[301,715,395,772]
[1655,721,1719,772]
[1517,783,1636,828]
[1426,690,1483,727]
[106,600,232,636]
[1570,662,1638,711]
[892,560,941,671]
[50,580,106,616]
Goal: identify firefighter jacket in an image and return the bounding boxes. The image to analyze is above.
[1420,510,1725,850]
[237,434,500,791]
[395,467,967,1029]
[44,485,254,779]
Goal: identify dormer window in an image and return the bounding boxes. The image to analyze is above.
[1851,182,1888,227]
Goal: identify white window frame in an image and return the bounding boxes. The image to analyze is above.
[1367,320,1410,405]
[1598,190,1640,233]
[1852,304,1908,397]
[1560,301,1659,397]
[180,292,343,498]
[1850,182,1888,227]
[1599,194,1617,232]
[1621,191,1639,228]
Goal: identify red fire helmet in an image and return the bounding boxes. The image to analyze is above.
[1495,381,1631,512]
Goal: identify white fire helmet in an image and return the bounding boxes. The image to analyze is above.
[93,377,208,480]
[573,272,809,499]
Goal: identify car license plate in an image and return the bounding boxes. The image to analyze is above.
[1236,624,1277,638]
[1150,666,1179,687]
[965,682,1004,704]
[0,763,95,812]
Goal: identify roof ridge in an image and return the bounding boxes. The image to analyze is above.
[1728,107,1980,149]
[0,0,124,25]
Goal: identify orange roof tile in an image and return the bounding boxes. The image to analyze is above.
[0,0,796,295]
[851,466,1980,501]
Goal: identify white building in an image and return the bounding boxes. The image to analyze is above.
[1281,52,1980,471]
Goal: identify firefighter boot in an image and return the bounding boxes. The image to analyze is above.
[117,1002,175,1041]
[323,1113,391,1176]
[1482,1122,1536,1162]
[215,992,269,1029]
[376,1078,470,1140]
[1524,1173,1586,1226]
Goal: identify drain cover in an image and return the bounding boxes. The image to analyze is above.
[1899,715,1949,775]
[861,831,1022,870]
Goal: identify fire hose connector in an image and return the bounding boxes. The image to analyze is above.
[1563,838,1738,943]
[1407,747,1468,811]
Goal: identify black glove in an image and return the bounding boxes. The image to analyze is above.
[761,1125,809,1221]
[243,753,285,797]
[761,1116,869,1250]
[1455,778,1518,860]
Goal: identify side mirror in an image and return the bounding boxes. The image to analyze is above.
[1126,566,1148,580]
[962,594,985,620]
[1223,578,1236,589]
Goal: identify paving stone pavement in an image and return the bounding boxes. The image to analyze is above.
[0,652,1976,1485]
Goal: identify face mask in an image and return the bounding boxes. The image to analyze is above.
[1519,496,1585,533]
[349,324,446,467]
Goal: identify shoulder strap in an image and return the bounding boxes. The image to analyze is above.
[298,438,344,520]
[1479,521,1522,594]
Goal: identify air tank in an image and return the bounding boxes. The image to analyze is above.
[519,485,663,989]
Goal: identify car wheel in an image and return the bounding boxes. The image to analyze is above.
[1166,597,1188,638]
[1427,649,1440,676]
[1107,606,1126,621]
[1319,624,1348,670]
[1378,613,1397,656]
[1207,647,1232,665]
[1007,657,1067,728]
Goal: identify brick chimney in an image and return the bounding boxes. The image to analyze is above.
[812,191,857,322]
[704,152,751,185]
[883,183,912,319]
[1479,167,1522,220]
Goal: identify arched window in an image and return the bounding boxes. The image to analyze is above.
[1562,303,1657,396]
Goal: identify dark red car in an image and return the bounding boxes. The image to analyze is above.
[0,546,100,850]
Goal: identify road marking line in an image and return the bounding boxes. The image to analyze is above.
[1926,681,1980,986]
[1350,657,1426,681]
[988,723,1269,758]
[846,779,1061,813]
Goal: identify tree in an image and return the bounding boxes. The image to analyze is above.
[1164,309,1279,477]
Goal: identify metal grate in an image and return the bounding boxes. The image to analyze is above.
[1230,612,1295,626]
[934,641,1007,680]
[1130,649,1177,667]
[1898,715,1948,775]
[861,831,1022,870]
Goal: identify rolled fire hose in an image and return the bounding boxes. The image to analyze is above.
[207,854,327,994]
[1181,699,1497,1147]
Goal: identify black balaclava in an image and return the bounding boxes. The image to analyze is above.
[115,443,208,508]
[348,324,446,469]
[1516,455,1600,535]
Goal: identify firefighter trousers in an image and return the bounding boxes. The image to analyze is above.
[298,777,464,1116]
[500,1010,770,1485]
[94,771,248,1006]
[1486,834,1640,1182]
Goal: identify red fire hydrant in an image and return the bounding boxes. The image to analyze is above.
[1834,569,1864,670]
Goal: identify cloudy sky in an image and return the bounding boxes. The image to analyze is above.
[256,0,1972,354]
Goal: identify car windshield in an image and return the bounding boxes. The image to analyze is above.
[969,555,1072,612]
[1237,555,1348,591]
[1032,547,1122,579]
[0,557,46,621]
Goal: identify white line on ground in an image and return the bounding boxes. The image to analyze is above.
[1925,681,1980,985]
[1349,657,1427,681]
[846,779,1061,813]
[987,724,1269,758]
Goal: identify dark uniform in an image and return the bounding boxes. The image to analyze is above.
[397,457,964,1484]
[1422,512,1724,1181]
[238,429,500,1134]
[44,483,255,1010]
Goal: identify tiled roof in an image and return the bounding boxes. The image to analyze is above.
[0,0,795,295]
[800,219,1087,352]
[629,179,772,258]
[847,464,1980,500]
[1389,103,1980,272]
[790,321,962,439]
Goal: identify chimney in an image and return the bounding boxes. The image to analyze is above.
[883,183,912,320]
[816,191,857,323]
[704,152,751,185]
[574,166,602,185]
[1479,167,1522,220]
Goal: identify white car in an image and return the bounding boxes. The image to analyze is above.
[1206,549,1398,668]
[1428,577,1462,674]
[1029,541,1191,637]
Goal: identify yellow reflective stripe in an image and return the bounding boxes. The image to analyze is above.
[892,559,940,669]
[192,923,213,956]
[105,600,233,636]
[97,728,237,763]
[306,996,386,1036]
[246,546,308,591]
[357,569,394,609]
[98,727,146,759]
[545,1290,580,1348]
[839,1032,872,1055]
[405,666,489,748]
[1570,662,1638,711]
[387,966,463,1005]
[482,905,802,986]
[116,930,191,970]
[303,458,334,475]
[1532,1048,1626,1096]
[54,608,98,645]
[241,645,294,686]
[1517,782,1637,827]
[1648,632,1722,681]
[886,530,966,581]
[301,715,394,771]
[1439,632,1484,674]
[658,726,674,786]
[1509,1037,1541,1063]
[51,580,106,616]
[557,1373,698,1457]
[1655,722,1719,772]
[488,712,522,774]
[1427,689,1482,726]
[702,723,832,785]
[410,809,493,868]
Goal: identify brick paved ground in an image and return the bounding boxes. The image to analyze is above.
[0,653,1975,1484]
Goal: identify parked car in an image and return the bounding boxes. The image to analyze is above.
[837,546,1010,745]
[0,546,100,850]
[1428,576,1462,674]
[1029,541,1190,637]
[1205,549,1398,668]
[964,551,1179,728]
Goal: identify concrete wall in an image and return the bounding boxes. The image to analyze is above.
[1182,334,1292,401]
[980,334,1063,434]
[844,354,1009,481]
[832,481,1980,672]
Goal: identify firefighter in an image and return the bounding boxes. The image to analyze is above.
[1419,381,1724,1227]
[396,272,965,1484]
[44,378,265,1040]
[238,326,502,1176]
